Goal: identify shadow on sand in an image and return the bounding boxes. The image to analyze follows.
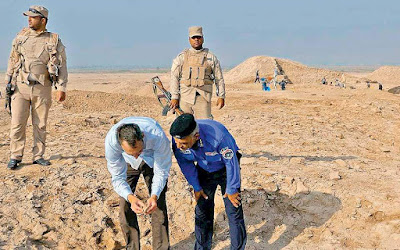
[244,151,356,162]
[172,189,341,249]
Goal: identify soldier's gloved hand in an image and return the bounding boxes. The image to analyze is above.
[5,85,14,96]
[56,91,66,102]
[170,99,179,109]
[216,98,225,109]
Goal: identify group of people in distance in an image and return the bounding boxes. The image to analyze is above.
[5,5,246,250]
[254,68,286,91]
[321,75,384,90]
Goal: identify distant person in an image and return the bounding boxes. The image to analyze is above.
[379,82,383,90]
[322,76,327,85]
[367,81,371,88]
[273,67,279,88]
[341,73,346,84]
[274,66,279,78]
[105,117,171,249]
[254,70,260,83]
[280,80,286,90]
[266,80,271,91]
[5,5,68,169]
[272,77,277,89]
[170,114,247,250]
[169,26,225,119]
[261,77,267,91]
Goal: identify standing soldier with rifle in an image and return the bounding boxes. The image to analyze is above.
[5,6,68,169]
[169,26,225,119]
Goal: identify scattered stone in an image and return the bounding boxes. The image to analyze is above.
[329,171,341,180]
[26,193,34,200]
[265,182,279,192]
[31,223,48,240]
[355,198,362,208]
[370,211,385,222]
[49,154,63,160]
[296,180,310,194]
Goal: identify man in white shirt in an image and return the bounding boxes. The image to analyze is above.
[105,117,171,250]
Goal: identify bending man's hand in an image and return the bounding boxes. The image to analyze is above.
[216,98,225,109]
[128,194,146,214]
[169,99,179,109]
[144,195,158,215]
[194,189,208,202]
[224,192,241,208]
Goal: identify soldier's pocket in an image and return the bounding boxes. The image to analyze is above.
[197,66,206,80]
[37,45,50,64]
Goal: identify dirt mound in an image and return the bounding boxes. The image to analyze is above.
[60,90,159,116]
[388,86,400,94]
[368,66,400,85]
[225,56,358,85]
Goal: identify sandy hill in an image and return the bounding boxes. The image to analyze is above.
[225,56,359,85]
[368,66,400,85]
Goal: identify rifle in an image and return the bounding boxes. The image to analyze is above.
[5,75,15,116]
[151,76,183,116]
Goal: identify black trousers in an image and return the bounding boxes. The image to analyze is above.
[194,152,247,250]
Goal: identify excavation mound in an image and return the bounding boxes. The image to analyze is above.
[225,56,358,85]
[368,66,400,85]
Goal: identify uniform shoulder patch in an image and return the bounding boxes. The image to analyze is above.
[220,147,234,160]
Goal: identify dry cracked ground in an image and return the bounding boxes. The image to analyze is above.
[0,72,399,249]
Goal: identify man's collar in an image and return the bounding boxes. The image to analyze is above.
[29,28,48,36]
[191,138,203,150]
[189,47,205,53]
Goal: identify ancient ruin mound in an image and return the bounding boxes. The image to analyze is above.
[225,56,357,85]
[368,66,400,85]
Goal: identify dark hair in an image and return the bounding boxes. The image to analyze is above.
[117,124,144,147]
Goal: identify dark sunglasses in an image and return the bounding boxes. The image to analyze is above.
[191,36,203,40]
[29,8,46,19]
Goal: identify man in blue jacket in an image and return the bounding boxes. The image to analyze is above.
[170,114,246,250]
[105,117,171,250]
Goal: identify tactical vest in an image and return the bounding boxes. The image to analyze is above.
[13,28,60,85]
[180,49,214,87]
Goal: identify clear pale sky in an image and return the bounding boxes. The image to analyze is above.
[1,0,399,69]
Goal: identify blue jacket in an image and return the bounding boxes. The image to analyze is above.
[172,119,241,195]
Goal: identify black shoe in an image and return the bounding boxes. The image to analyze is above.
[33,158,51,166]
[7,159,21,170]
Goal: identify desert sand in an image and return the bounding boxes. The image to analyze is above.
[0,56,399,249]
